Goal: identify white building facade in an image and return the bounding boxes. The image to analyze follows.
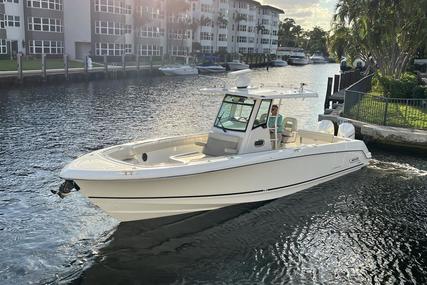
[0,0,282,59]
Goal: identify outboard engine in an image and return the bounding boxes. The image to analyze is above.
[317,120,335,135]
[51,180,80,198]
[338,122,355,139]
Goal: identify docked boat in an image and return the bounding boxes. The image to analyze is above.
[58,70,371,222]
[270,59,288,67]
[227,59,250,71]
[158,65,198,76]
[288,56,309,66]
[196,63,226,74]
[310,53,329,64]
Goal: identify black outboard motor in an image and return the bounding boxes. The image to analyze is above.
[52,180,80,198]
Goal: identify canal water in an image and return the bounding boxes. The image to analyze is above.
[1,64,426,284]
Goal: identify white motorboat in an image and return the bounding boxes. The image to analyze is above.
[158,65,198,76]
[58,70,371,222]
[196,63,226,74]
[270,59,288,67]
[310,53,329,64]
[227,59,250,71]
[288,56,309,66]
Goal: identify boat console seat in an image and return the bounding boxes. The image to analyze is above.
[202,132,240,156]
[282,117,298,143]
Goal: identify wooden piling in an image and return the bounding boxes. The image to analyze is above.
[64,54,69,80]
[17,53,23,83]
[325,77,333,109]
[333,74,340,92]
[41,54,47,81]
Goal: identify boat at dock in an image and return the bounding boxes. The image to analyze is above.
[58,70,371,222]
[270,59,288,67]
[196,63,226,74]
[227,59,250,71]
[288,56,309,66]
[158,65,198,76]
[310,53,329,64]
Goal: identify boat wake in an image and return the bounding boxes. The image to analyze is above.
[368,159,427,177]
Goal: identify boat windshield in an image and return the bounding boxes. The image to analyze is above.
[214,95,255,132]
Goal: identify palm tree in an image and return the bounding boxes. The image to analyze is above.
[233,13,247,55]
[333,0,427,79]
[165,0,190,58]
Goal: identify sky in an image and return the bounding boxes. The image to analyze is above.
[263,0,337,31]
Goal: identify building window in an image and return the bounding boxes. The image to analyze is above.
[201,4,211,13]
[95,42,124,56]
[247,47,254,53]
[218,34,227,41]
[168,29,189,40]
[27,0,63,11]
[201,45,212,54]
[169,46,187,56]
[4,15,20,27]
[237,36,247,43]
[0,39,7,54]
[124,44,132,54]
[1,0,20,3]
[0,15,4,29]
[263,48,270,53]
[95,21,124,35]
[141,6,163,19]
[125,24,132,34]
[248,37,254,43]
[138,44,161,56]
[238,25,246,32]
[218,46,227,53]
[239,47,247,54]
[139,26,164,38]
[261,29,270,35]
[261,38,269,44]
[200,31,213,40]
[95,0,131,15]
[29,40,63,54]
[28,17,63,32]
[261,19,269,25]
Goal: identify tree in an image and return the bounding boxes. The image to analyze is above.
[165,0,190,57]
[304,26,328,55]
[233,13,247,54]
[334,0,427,79]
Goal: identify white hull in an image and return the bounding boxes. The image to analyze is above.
[271,60,288,67]
[288,58,309,66]
[196,66,226,74]
[227,62,250,71]
[68,137,369,222]
[159,66,198,76]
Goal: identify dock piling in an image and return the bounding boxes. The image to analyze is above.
[325,77,333,109]
[103,55,108,76]
[17,53,23,83]
[41,54,47,81]
[64,54,69,80]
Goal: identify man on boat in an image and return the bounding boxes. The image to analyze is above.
[268,105,283,134]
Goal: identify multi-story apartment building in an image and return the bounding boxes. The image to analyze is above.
[0,0,25,56]
[24,0,64,55]
[192,0,283,55]
[0,0,282,59]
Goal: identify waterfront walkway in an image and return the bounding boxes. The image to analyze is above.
[319,113,427,150]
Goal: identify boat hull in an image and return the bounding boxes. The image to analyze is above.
[197,66,226,74]
[75,149,369,222]
[288,58,309,66]
[227,62,250,71]
[159,67,198,76]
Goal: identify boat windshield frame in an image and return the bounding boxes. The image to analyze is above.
[214,94,255,132]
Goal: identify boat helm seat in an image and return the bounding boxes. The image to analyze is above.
[282,117,298,143]
[202,132,240,156]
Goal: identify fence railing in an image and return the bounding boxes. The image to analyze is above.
[343,91,427,130]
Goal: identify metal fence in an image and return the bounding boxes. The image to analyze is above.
[344,91,427,129]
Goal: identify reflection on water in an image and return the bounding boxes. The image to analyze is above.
[1,65,426,284]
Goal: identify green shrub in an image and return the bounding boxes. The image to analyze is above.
[372,72,422,98]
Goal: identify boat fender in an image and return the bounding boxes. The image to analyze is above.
[51,180,80,198]
[142,153,148,162]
